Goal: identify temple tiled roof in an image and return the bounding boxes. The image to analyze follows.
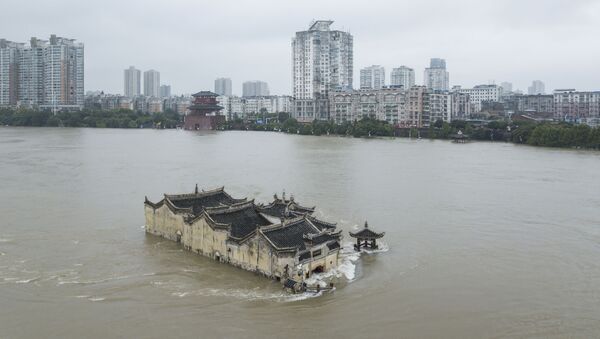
[306,215,337,231]
[258,195,315,219]
[192,91,219,97]
[260,217,338,251]
[166,186,245,215]
[207,201,272,240]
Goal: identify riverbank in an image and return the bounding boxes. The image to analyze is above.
[0,108,180,129]
[225,116,600,150]
[1,108,599,149]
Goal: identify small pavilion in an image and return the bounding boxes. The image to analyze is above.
[349,221,385,251]
[451,130,469,143]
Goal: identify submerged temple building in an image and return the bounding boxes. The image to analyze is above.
[183,91,225,130]
[144,187,342,283]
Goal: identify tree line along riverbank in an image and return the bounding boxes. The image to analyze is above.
[1,108,599,149]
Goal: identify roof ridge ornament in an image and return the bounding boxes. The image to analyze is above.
[195,184,199,195]
[365,221,369,228]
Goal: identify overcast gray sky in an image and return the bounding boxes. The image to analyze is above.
[3,0,599,95]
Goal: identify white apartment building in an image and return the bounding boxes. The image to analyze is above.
[360,65,385,89]
[292,20,353,121]
[424,58,449,91]
[457,84,503,112]
[528,80,545,95]
[0,39,23,106]
[124,66,141,98]
[500,82,513,94]
[242,81,269,97]
[143,70,160,97]
[390,66,415,89]
[215,78,232,96]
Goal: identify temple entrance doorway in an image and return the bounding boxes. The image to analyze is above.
[312,265,324,274]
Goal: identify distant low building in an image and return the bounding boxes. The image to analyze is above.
[217,95,292,120]
[214,77,232,96]
[554,89,600,125]
[457,84,503,113]
[242,81,269,97]
[329,86,464,127]
[528,80,545,95]
[159,85,171,98]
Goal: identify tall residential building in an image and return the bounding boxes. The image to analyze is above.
[424,58,449,91]
[390,66,415,89]
[124,66,141,97]
[0,39,23,106]
[242,81,269,97]
[292,20,353,121]
[500,82,513,93]
[42,35,85,109]
[214,78,232,96]
[18,37,46,106]
[360,65,385,89]
[143,69,160,97]
[159,85,171,98]
[528,80,545,95]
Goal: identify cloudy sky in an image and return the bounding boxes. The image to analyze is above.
[3,0,599,95]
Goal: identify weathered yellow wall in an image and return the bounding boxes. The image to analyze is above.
[144,204,185,242]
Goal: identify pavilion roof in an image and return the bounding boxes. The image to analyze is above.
[349,222,385,240]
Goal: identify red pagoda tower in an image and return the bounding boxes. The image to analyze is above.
[184,91,225,130]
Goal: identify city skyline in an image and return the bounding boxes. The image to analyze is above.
[1,0,599,95]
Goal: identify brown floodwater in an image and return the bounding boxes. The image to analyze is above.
[0,127,599,338]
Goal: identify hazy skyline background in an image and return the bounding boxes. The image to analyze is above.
[3,0,599,95]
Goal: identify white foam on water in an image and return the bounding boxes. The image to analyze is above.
[0,252,5,256]
[73,295,91,299]
[359,241,390,254]
[167,286,325,303]
[0,238,12,243]
[58,274,133,286]
[71,240,79,245]
[88,297,105,302]
[15,277,41,284]
[73,263,83,267]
